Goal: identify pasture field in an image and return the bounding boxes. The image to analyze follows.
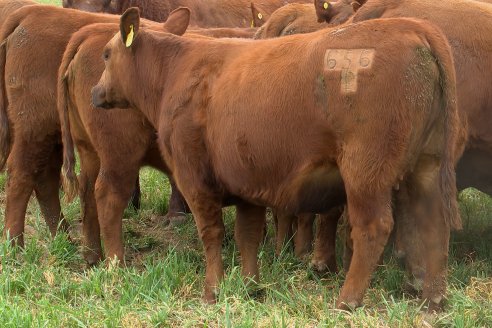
[0,1,491,327]
[1,167,491,327]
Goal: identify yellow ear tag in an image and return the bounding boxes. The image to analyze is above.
[125,24,134,48]
[258,13,263,20]
[251,19,254,27]
[323,2,329,9]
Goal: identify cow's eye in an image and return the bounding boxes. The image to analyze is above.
[103,49,111,61]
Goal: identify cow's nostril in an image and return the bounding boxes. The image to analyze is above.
[91,85,106,108]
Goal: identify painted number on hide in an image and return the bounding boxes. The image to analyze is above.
[324,49,375,93]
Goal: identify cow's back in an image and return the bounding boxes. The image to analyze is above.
[0,0,35,23]
[175,18,459,213]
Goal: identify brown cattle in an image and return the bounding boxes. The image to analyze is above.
[187,27,257,39]
[57,8,260,264]
[315,0,492,296]
[0,0,36,171]
[0,0,34,22]
[92,9,461,309]
[0,5,188,260]
[253,3,323,38]
[250,1,314,27]
[62,0,172,22]
[63,0,313,27]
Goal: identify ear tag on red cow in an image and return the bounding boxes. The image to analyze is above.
[258,13,263,20]
[126,24,134,48]
[323,2,329,9]
[251,19,254,27]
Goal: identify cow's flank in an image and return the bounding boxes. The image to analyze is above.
[92,10,461,309]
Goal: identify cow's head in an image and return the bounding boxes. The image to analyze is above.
[250,2,266,27]
[313,0,365,24]
[91,7,190,109]
[62,0,112,13]
[254,4,321,39]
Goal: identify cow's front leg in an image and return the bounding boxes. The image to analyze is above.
[294,213,315,258]
[273,210,294,255]
[234,203,266,286]
[189,197,224,303]
[311,207,343,273]
[337,189,393,309]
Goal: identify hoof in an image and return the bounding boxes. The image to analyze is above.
[402,276,424,297]
[84,251,102,267]
[166,212,188,227]
[422,296,445,313]
[336,299,361,311]
[294,246,311,260]
[310,258,338,274]
[203,289,218,304]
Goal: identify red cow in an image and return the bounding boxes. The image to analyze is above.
[0,5,188,261]
[315,0,492,299]
[92,8,462,309]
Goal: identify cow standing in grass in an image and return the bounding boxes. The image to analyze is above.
[92,8,462,309]
[0,5,189,263]
[314,0,492,297]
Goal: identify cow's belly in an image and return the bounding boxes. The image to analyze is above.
[209,121,344,212]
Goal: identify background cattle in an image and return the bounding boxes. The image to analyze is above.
[0,0,34,20]
[0,5,188,257]
[92,9,461,309]
[58,8,192,264]
[253,3,322,38]
[57,7,264,264]
[63,0,314,26]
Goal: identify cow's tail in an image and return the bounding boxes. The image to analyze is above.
[0,39,9,171]
[57,34,81,203]
[422,22,464,230]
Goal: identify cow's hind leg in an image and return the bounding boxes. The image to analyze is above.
[77,148,102,265]
[337,188,393,309]
[235,203,266,287]
[294,213,315,258]
[33,144,69,238]
[393,183,426,295]
[311,207,342,273]
[410,157,450,311]
[3,142,39,246]
[129,176,141,210]
[165,178,190,226]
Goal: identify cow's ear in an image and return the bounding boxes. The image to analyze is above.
[62,0,72,8]
[163,7,190,36]
[250,2,263,27]
[351,1,362,11]
[314,0,333,23]
[120,7,140,48]
[102,0,112,10]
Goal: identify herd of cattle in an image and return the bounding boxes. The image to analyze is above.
[0,0,491,311]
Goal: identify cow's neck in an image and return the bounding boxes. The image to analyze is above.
[128,33,187,127]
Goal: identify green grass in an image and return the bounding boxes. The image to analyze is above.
[0,1,490,326]
[1,167,491,327]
